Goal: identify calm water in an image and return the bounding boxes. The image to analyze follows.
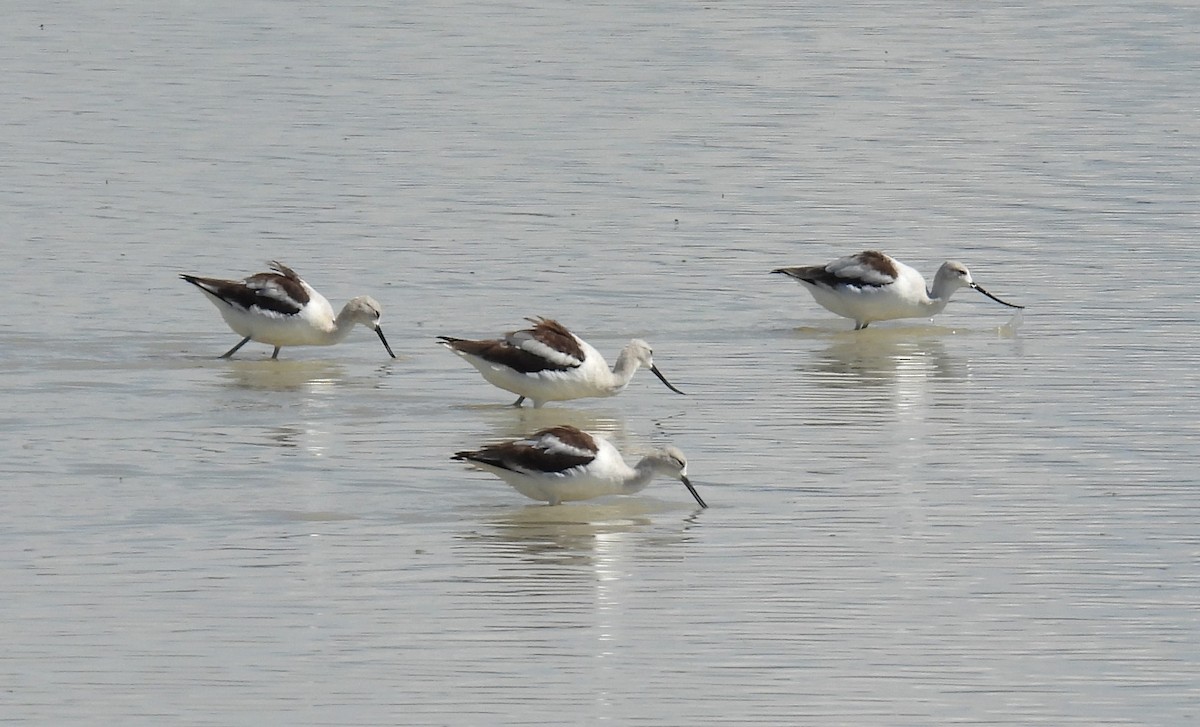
[3,0,1198,724]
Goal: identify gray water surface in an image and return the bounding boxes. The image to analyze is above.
[2,1,1198,724]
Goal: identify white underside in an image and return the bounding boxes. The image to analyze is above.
[475,463,634,504]
[453,345,623,406]
[801,272,942,325]
[205,290,342,347]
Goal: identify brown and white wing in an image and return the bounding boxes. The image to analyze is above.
[181,264,311,317]
[505,317,586,369]
[454,425,598,475]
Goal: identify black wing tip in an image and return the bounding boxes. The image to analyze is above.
[454,451,515,472]
[180,274,214,292]
[453,451,493,465]
[771,267,807,280]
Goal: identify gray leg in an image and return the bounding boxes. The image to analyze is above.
[271,346,282,360]
[511,395,526,407]
[220,337,252,359]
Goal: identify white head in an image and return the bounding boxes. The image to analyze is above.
[932,261,974,297]
[624,339,654,367]
[646,446,706,508]
[340,296,396,358]
[618,339,686,396]
[341,296,385,328]
[655,445,688,478]
[933,261,1024,309]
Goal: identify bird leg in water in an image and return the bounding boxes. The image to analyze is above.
[220,337,252,359]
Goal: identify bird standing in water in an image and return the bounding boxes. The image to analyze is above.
[773,250,1023,330]
[453,425,707,507]
[438,317,685,407]
[181,261,396,359]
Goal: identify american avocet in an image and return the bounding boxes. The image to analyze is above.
[453,425,707,507]
[438,317,685,408]
[772,250,1023,330]
[181,261,396,360]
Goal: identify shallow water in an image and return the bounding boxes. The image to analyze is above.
[2,0,1198,724]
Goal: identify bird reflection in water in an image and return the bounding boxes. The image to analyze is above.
[812,327,964,387]
[218,359,346,392]
[463,500,703,565]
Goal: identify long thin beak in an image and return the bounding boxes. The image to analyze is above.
[971,283,1024,309]
[376,326,397,358]
[649,364,686,395]
[681,475,708,508]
